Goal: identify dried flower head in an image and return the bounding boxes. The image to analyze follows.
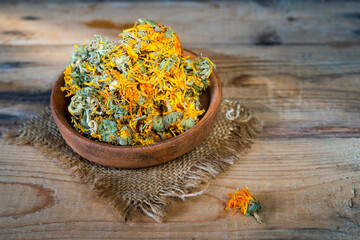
[226,187,262,223]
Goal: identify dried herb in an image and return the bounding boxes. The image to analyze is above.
[61,19,215,146]
[226,187,262,223]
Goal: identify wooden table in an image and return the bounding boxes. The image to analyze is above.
[1,1,359,239]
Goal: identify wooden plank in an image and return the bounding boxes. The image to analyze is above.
[0,1,360,46]
[1,44,360,91]
[1,45,359,137]
[0,138,359,239]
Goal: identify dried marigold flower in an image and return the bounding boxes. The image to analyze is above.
[226,187,262,223]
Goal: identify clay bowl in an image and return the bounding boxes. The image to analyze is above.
[51,50,222,168]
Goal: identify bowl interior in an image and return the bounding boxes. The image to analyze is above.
[55,78,211,147]
[55,51,211,148]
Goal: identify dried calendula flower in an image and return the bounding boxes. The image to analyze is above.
[226,187,262,223]
[61,18,215,146]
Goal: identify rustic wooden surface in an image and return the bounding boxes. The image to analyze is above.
[0,1,360,239]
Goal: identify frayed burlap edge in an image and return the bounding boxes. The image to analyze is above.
[3,99,262,223]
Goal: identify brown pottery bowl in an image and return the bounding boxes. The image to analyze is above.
[50,50,222,168]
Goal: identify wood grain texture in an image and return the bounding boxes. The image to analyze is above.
[1,1,360,46]
[1,1,360,239]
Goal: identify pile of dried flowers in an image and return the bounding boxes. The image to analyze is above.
[62,19,215,146]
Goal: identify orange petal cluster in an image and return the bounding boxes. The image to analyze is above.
[225,187,257,216]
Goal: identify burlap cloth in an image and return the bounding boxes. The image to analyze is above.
[4,99,261,222]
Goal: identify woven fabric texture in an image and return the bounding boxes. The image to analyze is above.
[4,99,261,222]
